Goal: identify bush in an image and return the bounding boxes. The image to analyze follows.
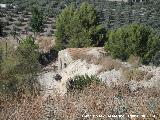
[121,67,153,81]
[151,51,160,67]
[67,75,100,91]
[105,24,160,64]
[0,36,40,95]
[55,2,106,51]
[30,7,44,33]
[97,56,122,73]
[16,36,40,74]
[39,48,58,65]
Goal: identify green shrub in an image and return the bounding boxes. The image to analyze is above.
[0,36,41,95]
[55,2,106,51]
[0,42,19,93]
[151,51,160,67]
[105,24,160,64]
[39,48,58,65]
[16,36,40,74]
[67,75,100,92]
[30,7,44,33]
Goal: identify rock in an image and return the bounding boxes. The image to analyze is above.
[98,69,121,86]
[128,80,142,92]
[54,74,62,81]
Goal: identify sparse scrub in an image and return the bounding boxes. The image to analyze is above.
[1,83,160,120]
[128,55,141,68]
[121,67,153,81]
[84,55,98,64]
[97,56,122,72]
[72,54,96,64]
[73,53,122,73]
[36,36,55,53]
[0,91,43,120]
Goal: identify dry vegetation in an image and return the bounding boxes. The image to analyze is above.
[0,96,43,120]
[97,56,122,73]
[1,44,158,119]
[1,82,160,120]
[121,67,154,82]
[128,55,141,68]
[73,53,154,82]
[73,53,122,73]
[1,2,160,120]
[35,36,55,53]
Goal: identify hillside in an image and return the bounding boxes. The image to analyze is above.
[1,0,160,37]
[1,50,160,119]
[0,1,160,120]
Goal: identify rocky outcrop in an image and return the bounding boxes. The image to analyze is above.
[58,47,106,71]
[39,48,160,97]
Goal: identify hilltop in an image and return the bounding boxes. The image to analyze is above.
[0,1,160,119]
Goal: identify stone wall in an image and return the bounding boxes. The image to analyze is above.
[58,49,73,71]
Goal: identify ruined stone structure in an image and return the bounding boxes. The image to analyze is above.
[58,47,106,71]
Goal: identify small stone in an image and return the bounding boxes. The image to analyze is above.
[54,74,62,81]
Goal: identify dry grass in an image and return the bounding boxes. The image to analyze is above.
[36,36,55,53]
[69,47,105,61]
[121,67,154,81]
[97,57,122,73]
[72,53,90,61]
[0,94,43,120]
[128,55,141,68]
[1,83,160,120]
[73,53,122,73]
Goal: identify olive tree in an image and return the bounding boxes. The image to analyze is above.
[30,7,44,35]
